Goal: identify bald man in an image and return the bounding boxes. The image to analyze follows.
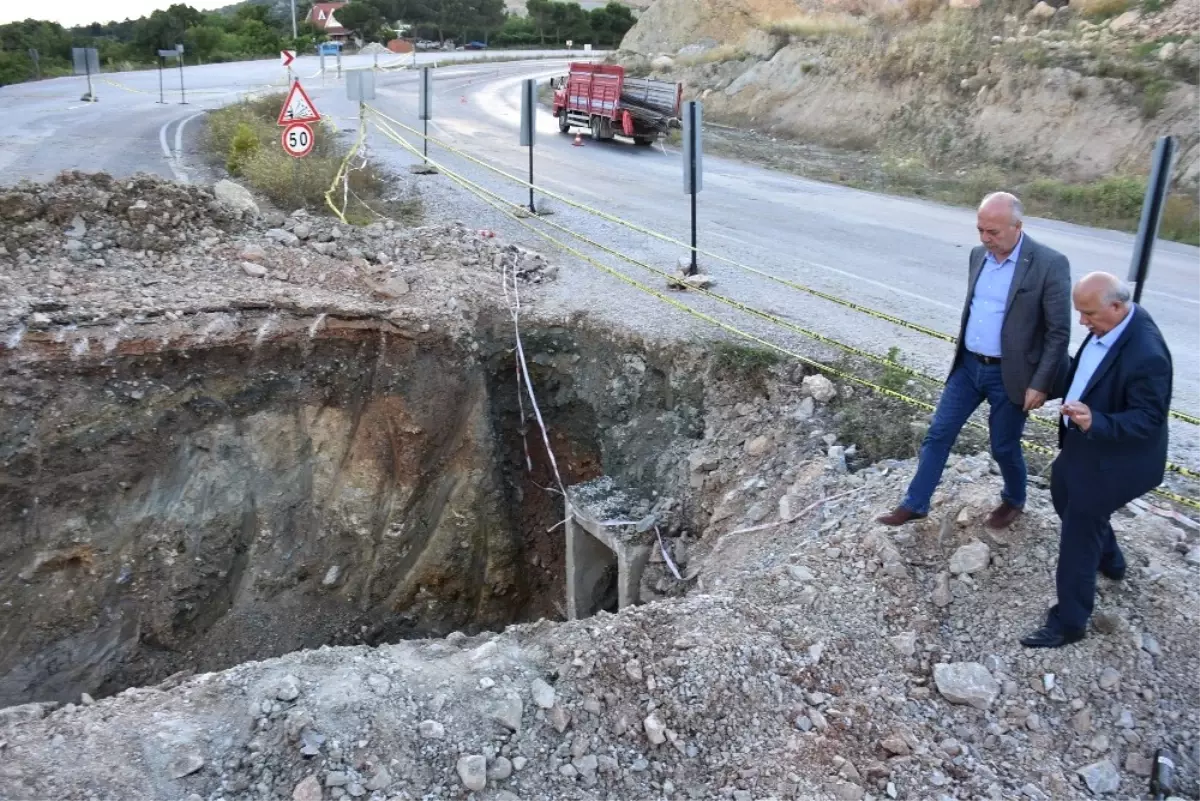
[879,192,1072,530]
[1021,272,1173,648]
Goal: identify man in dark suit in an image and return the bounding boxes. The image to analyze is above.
[879,192,1071,529]
[1021,272,1173,648]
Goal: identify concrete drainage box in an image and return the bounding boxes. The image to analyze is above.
[564,476,657,620]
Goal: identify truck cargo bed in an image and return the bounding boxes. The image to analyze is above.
[620,76,680,117]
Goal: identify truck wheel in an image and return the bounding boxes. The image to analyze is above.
[558,110,570,133]
[590,117,602,141]
[634,137,654,146]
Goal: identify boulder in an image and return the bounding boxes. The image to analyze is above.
[213,180,259,216]
[933,662,1000,709]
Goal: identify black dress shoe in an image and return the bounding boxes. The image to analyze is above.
[1020,625,1086,648]
[1100,565,1126,581]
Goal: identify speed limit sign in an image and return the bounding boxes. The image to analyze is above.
[281,122,314,158]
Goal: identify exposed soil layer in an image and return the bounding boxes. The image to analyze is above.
[0,314,705,708]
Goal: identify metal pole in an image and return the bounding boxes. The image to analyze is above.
[290,0,298,39]
[529,143,535,214]
[85,58,93,101]
[179,56,187,104]
[688,103,698,276]
[158,58,166,103]
[424,118,429,161]
[1128,135,1177,305]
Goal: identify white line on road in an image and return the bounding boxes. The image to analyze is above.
[160,111,206,184]
[705,229,960,313]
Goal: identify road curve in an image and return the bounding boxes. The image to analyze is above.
[2,54,1197,467]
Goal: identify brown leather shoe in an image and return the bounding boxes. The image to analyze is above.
[876,506,927,527]
[985,501,1023,530]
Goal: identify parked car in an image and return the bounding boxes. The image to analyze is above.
[466,41,487,50]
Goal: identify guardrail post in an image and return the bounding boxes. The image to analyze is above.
[1128,135,1177,305]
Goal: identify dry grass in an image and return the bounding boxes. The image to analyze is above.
[763,13,869,39]
[676,44,750,66]
[204,95,419,226]
[1074,0,1134,18]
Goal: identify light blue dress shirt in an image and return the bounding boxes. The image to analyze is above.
[1063,304,1137,427]
[964,236,1024,358]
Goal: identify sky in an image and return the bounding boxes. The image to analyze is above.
[0,0,244,27]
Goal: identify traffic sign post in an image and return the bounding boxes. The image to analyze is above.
[157,46,186,104]
[1128,135,1178,305]
[278,80,322,126]
[72,47,100,101]
[682,101,703,276]
[155,53,167,103]
[520,78,537,214]
[281,49,296,83]
[281,123,315,158]
[418,66,434,168]
[176,43,187,104]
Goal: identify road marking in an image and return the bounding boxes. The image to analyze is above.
[159,111,206,183]
[1144,287,1200,305]
[159,118,173,161]
[706,229,960,312]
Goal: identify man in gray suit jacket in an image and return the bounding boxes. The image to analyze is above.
[878,192,1072,529]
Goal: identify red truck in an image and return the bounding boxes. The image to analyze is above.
[551,63,682,146]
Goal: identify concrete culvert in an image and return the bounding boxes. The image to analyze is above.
[0,314,707,707]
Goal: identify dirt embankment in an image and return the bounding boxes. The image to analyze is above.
[619,0,1200,236]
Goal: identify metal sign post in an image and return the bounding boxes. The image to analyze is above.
[1128,135,1177,305]
[520,78,537,214]
[419,66,434,164]
[156,49,176,103]
[28,48,40,80]
[176,44,187,104]
[681,101,703,276]
[72,47,100,101]
[346,69,376,138]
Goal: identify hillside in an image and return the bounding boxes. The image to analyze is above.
[618,0,1200,237]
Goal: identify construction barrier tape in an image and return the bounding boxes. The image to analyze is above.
[365,114,1200,512]
[365,105,1199,429]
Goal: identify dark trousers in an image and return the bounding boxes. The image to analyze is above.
[902,354,1028,515]
[1047,449,1129,633]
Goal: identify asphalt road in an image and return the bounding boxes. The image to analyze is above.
[2,54,1197,465]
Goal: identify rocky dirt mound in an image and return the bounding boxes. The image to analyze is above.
[621,0,1199,189]
[620,0,803,57]
[2,352,1198,801]
[0,171,556,337]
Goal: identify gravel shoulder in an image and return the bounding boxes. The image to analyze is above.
[1,173,1198,801]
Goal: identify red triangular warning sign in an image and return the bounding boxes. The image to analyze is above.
[278,80,321,126]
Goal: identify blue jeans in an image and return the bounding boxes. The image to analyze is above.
[902,354,1028,515]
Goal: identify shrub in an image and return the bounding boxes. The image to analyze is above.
[764,14,868,39]
[204,96,417,224]
[226,123,260,175]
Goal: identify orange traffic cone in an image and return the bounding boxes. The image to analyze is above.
[573,133,583,147]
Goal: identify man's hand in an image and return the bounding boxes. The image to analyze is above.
[1023,389,1048,412]
[1062,401,1092,431]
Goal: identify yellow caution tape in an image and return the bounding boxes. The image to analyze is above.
[366,105,1199,429]
[323,111,367,223]
[369,113,1200,511]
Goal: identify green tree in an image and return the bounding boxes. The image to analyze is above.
[336,0,388,37]
[589,2,634,46]
[184,24,223,61]
[132,4,204,52]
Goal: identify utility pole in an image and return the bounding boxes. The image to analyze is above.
[291,0,298,39]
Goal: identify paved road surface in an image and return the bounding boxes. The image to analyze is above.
[2,54,1197,467]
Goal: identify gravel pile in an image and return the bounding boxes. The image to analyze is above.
[0,171,556,342]
[1,173,1197,801]
[2,343,1198,801]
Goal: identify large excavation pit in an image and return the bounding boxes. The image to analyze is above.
[0,312,704,708]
